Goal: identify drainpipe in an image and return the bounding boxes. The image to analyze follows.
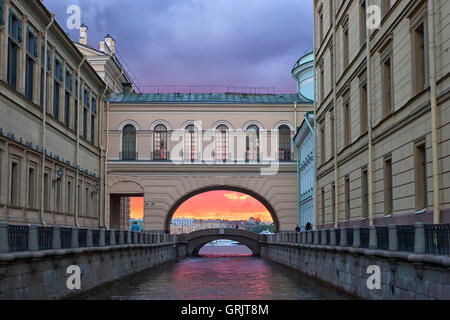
[75,57,86,227]
[304,113,315,229]
[312,0,318,230]
[104,69,124,229]
[99,85,109,227]
[39,14,55,226]
[293,138,301,228]
[332,3,339,229]
[428,0,440,224]
[365,0,375,226]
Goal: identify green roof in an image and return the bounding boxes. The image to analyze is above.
[106,93,312,104]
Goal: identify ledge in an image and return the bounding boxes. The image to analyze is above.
[0,242,177,263]
[262,242,450,267]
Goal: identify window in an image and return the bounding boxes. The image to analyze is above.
[90,95,97,144]
[330,112,335,156]
[215,125,228,161]
[384,156,393,214]
[185,124,198,161]
[7,38,19,89]
[25,27,38,101]
[0,1,4,25]
[360,0,367,47]
[382,55,393,118]
[278,125,291,161]
[318,6,324,45]
[343,96,351,147]
[90,115,95,144]
[44,172,50,210]
[74,79,78,133]
[246,125,260,162]
[53,81,60,120]
[330,44,334,87]
[55,177,61,213]
[360,80,368,134]
[85,186,90,217]
[10,161,19,206]
[412,21,427,93]
[83,107,88,139]
[415,142,427,211]
[67,179,73,214]
[361,167,368,219]
[28,165,36,208]
[343,18,349,69]
[331,183,336,223]
[320,120,326,165]
[153,124,168,160]
[321,187,325,226]
[382,0,392,18]
[319,62,325,103]
[122,124,137,160]
[344,175,350,221]
[64,69,73,127]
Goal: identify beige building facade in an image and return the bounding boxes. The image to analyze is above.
[105,93,313,232]
[313,0,449,228]
[0,0,106,227]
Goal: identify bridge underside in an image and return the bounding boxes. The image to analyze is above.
[183,228,263,256]
[106,166,298,233]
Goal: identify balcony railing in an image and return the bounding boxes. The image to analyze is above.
[262,222,449,256]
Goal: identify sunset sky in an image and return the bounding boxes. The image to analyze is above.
[130,190,273,222]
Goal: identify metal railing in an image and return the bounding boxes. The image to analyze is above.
[263,223,449,255]
[60,228,72,249]
[8,225,29,253]
[396,225,415,252]
[425,224,450,255]
[376,227,389,250]
[38,226,53,250]
[0,223,177,254]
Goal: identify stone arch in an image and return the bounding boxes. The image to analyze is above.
[164,185,280,233]
[109,180,144,194]
[186,228,261,256]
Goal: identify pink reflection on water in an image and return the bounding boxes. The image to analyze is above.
[199,245,253,258]
[170,246,273,300]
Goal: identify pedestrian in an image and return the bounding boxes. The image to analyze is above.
[131,221,140,232]
[305,222,312,231]
[295,225,301,232]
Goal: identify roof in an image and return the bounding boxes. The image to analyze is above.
[106,93,312,104]
[294,111,314,145]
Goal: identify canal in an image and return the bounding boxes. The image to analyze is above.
[84,246,353,300]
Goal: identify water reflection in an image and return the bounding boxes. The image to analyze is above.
[85,246,352,300]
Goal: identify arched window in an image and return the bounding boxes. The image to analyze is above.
[215,125,228,161]
[153,124,168,160]
[278,125,291,161]
[246,125,260,162]
[122,124,136,160]
[185,124,198,161]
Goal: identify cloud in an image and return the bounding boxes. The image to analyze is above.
[43,0,313,93]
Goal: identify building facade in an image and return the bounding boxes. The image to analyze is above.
[294,112,315,230]
[105,93,313,232]
[0,0,107,227]
[313,0,449,228]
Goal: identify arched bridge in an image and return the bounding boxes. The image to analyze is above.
[184,228,263,256]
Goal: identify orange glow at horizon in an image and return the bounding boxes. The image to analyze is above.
[130,197,144,219]
[173,190,273,222]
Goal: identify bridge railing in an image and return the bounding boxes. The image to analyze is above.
[265,222,450,255]
[0,223,177,254]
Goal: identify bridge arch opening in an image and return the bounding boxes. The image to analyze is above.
[166,186,278,234]
[198,239,253,257]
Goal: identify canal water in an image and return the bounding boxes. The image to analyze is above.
[84,246,352,300]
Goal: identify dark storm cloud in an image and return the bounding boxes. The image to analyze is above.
[43,0,313,93]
